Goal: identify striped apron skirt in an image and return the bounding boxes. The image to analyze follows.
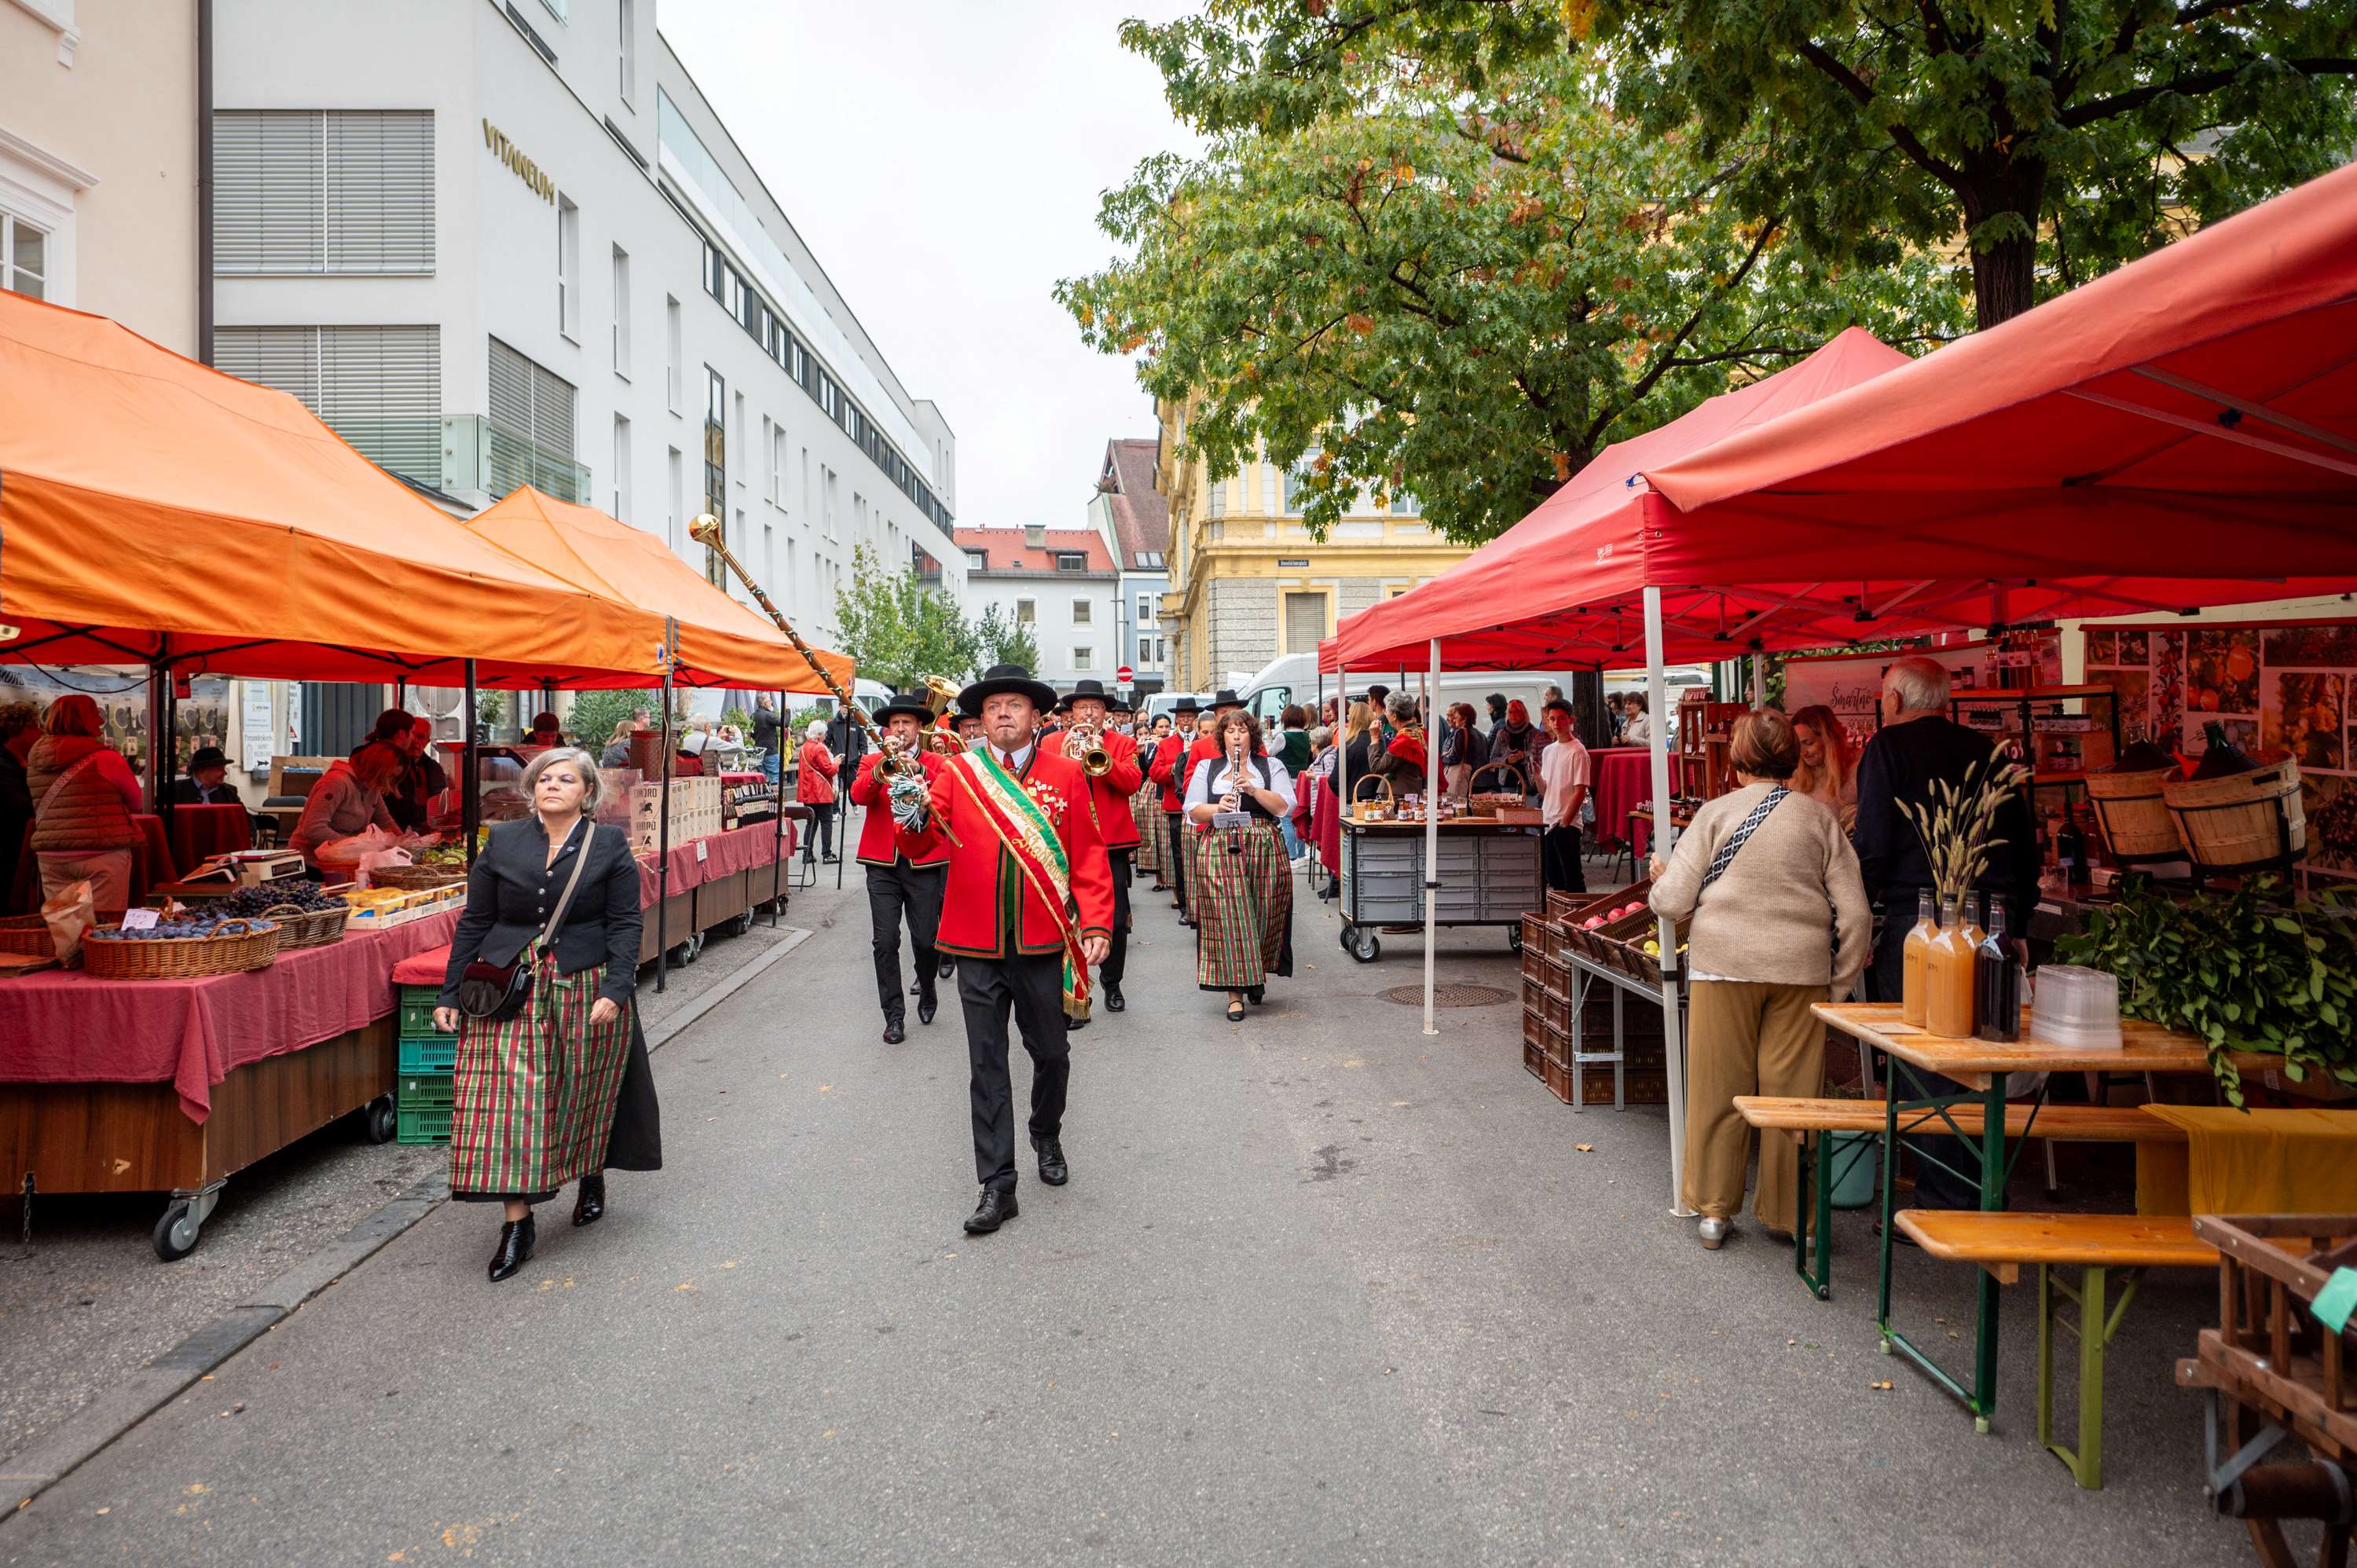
[1192,817,1295,991]
[1131,785,1163,877]
[451,949,635,1200]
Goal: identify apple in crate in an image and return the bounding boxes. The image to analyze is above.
[1583,915,1607,929]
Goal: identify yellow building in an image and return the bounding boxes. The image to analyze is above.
[1154,397,1471,691]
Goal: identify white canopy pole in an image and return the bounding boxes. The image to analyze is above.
[1423,639,1442,1036]
[1644,587,1695,1217]
[1750,653,1766,710]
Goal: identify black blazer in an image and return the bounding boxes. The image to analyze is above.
[438,815,642,1011]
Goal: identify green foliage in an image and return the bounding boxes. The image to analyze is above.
[564,690,668,753]
[1062,16,1967,544]
[474,691,508,731]
[2055,875,2357,1106]
[720,705,753,735]
[831,543,982,687]
[972,602,1040,672]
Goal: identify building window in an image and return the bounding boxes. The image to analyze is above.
[213,110,434,275]
[1137,594,1156,628]
[539,0,569,20]
[1282,455,1318,514]
[556,195,581,340]
[1015,599,1036,625]
[0,214,46,299]
[611,414,632,521]
[1284,591,1325,653]
[1072,648,1094,672]
[667,445,684,553]
[1056,552,1086,572]
[664,295,681,412]
[1391,489,1422,515]
[485,335,581,501]
[966,549,986,570]
[1072,599,1093,625]
[702,368,726,581]
[769,419,786,505]
[610,245,630,376]
[214,324,442,486]
[617,0,636,104]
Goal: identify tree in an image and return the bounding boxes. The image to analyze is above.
[1061,20,1965,544]
[831,543,981,687]
[973,602,1040,672]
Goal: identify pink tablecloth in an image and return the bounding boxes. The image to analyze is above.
[1589,749,1651,851]
[634,821,794,908]
[0,907,461,1124]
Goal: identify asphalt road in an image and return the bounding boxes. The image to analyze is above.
[0,853,2248,1566]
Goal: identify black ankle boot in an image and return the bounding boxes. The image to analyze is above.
[572,1173,606,1227]
[488,1215,536,1282]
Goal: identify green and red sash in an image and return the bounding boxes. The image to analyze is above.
[948,748,1090,1018]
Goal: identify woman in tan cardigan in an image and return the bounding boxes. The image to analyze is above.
[1650,709,1871,1250]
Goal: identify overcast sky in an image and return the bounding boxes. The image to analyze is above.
[660,1,1197,534]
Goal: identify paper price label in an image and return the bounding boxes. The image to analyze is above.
[120,908,159,931]
[695,840,709,864]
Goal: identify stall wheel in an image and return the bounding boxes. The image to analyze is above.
[729,910,755,938]
[1506,924,1523,954]
[361,1094,398,1145]
[1347,927,1381,964]
[151,1185,221,1262]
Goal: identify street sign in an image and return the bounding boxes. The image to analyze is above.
[1116,665,1135,684]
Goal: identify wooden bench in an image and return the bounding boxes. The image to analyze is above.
[1734,1095,2188,1302]
[1897,1209,2217,1489]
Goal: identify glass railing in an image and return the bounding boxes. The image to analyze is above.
[442,414,592,504]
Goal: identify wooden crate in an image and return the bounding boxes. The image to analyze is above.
[1538,983,1572,1035]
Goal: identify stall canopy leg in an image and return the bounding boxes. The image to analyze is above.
[1644,586,1694,1217]
[1421,639,1441,1037]
[461,659,480,867]
[654,622,676,993]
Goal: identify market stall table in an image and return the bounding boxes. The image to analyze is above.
[1812,1002,2269,1430]
[1334,812,1542,963]
[0,907,460,1258]
[1588,747,1649,850]
[162,801,252,871]
[9,812,176,913]
[633,819,795,966]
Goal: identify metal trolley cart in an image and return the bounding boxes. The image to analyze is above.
[1336,816,1544,962]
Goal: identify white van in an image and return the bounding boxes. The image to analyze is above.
[1240,652,1689,730]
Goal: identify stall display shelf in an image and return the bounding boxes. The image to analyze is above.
[1336,819,1543,962]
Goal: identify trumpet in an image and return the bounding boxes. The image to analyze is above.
[1064,723,1113,777]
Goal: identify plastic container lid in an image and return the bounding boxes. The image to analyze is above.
[2030,965,2123,1050]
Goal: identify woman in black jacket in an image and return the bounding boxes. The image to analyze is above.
[436,747,662,1281]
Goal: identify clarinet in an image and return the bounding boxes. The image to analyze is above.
[1223,736,1248,857]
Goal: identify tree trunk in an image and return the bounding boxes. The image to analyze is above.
[1970,232,2038,331]
[1962,156,2049,330]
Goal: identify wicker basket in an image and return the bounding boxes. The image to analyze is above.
[1349,776,1398,822]
[0,914,56,958]
[368,864,467,892]
[2161,754,2306,875]
[82,917,280,980]
[2083,764,2183,864]
[259,902,350,950]
[1467,762,1541,825]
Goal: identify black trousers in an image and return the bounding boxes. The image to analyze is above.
[1867,889,1975,1210]
[958,952,1070,1194]
[1102,849,1131,986]
[801,800,836,862]
[867,862,944,1024]
[1165,813,1190,915]
[1541,824,1587,894]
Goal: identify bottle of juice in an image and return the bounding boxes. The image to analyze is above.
[1974,903,2021,1042]
[1899,890,1937,1028]
[1961,892,1986,948]
[1926,896,1978,1039]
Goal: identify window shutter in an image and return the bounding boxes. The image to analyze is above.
[212,111,324,273]
[324,111,434,273]
[486,337,535,498]
[530,360,577,499]
[320,325,440,483]
[212,326,322,409]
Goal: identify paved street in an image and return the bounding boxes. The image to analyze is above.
[1,841,2246,1565]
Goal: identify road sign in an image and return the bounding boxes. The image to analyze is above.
[1116,665,1135,684]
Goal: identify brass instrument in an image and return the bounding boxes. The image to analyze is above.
[919,674,970,757]
[1064,723,1113,778]
[686,512,918,779]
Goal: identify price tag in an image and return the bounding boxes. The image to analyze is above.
[695,839,709,864]
[121,907,159,931]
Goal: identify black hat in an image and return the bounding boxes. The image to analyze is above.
[958,664,1057,718]
[1063,679,1111,712]
[1106,692,1132,713]
[874,689,935,726]
[189,746,229,772]
[1209,688,1243,710]
[1171,694,1200,716]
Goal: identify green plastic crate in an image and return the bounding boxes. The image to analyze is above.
[395,1103,452,1144]
[398,1073,454,1107]
[398,1035,458,1075]
[396,986,451,1039]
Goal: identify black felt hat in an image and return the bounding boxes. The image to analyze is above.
[1208,687,1243,709]
[1061,679,1111,713]
[958,664,1058,718]
[874,689,936,725]
[1171,694,1200,716]
[188,746,230,772]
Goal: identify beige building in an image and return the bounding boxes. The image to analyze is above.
[1155,397,1471,691]
[0,0,199,352]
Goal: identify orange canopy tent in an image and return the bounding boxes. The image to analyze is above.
[464,487,853,694]
[0,292,654,685]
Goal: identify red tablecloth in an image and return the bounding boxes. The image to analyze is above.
[163,802,252,870]
[0,907,461,1123]
[1591,749,1651,852]
[9,814,175,913]
[634,821,793,908]
[1312,773,1341,876]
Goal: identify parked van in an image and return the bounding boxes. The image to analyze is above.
[1239,653,1709,731]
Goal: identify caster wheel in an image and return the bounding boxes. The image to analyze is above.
[729,910,755,937]
[1507,925,1523,953]
[362,1094,397,1144]
[1349,929,1380,963]
[669,943,695,967]
[152,1200,200,1262]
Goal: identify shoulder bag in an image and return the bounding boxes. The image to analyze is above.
[456,823,596,1022]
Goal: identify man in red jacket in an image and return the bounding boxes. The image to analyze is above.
[847,690,950,1044]
[1054,679,1144,1017]
[890,665,1114,1234]
[1148,694,1199,920]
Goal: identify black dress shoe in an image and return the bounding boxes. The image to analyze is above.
[938,956,955,980]
[1067,1013,1089,1033]
[1246,986,1264,1005]
[488,1216,536,1282]
[1032,1136,1069,1185]
[1105,984,1125,1013]
[964,1187,1018,1233]
[572,1173,606,1228]
[883,1018,907,1044]
[917,993,937,1026]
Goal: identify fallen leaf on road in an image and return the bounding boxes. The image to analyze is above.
[1870,1379,1894,1391]
[720,1260,739,1269]
[819,1085,833,1093]
[94,1508,108,1516]
[185,1484,207,1495]
[675,1281,696,1292]
[1574,1144,1594,1152]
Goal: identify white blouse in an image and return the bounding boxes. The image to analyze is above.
[1185,753,1296,814]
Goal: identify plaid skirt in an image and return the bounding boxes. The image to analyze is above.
[451,949,636,1199]
[1131,789,1163,875]
[1192,818,1294,991]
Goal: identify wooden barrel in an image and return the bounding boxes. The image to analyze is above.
[2161,754,2306,874]
[2082,764,2182,863]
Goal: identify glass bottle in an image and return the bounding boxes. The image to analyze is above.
[1961,892,1986,949]
[1926,896,1978,1039]
[1899,890,1937,1028]
[1974,903,2021,1042]
[2055,803,2087,890]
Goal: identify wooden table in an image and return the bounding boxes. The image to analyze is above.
[1812,1002,2266,1431]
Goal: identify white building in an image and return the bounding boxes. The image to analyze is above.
[208,0,962,709]
[954,526,1119,691]
[1086,438,1171,697]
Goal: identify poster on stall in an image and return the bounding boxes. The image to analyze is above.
[2087,619,2357,881]
[1783,636,2062,757]
[0,669,232,777]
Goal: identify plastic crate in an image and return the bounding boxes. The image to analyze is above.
[398,1073,455,1107]
[398,1035,458,1075]
[396,986,451,1038]
[395,1102,453,1144]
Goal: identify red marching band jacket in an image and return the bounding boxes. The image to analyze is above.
[894,746,1116,960]
[1068,728,1144,850]
[848,748,949,867]
[1151,731,1221,815]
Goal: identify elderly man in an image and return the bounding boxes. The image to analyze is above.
[890,665,1114,1234]
[170,746,243,805]
[1852,654,2040,1212]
